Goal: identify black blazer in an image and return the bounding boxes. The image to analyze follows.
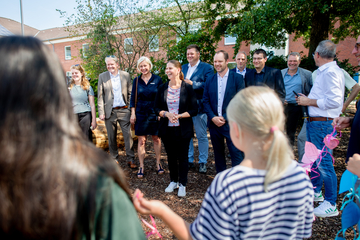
[245,66,285,102]
[154,81,198,138]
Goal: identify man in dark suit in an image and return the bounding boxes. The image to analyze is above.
[230,51,250,79]
[203,50,245,173]
[245,49,285,102]
[182,44,214,173]
[98,55,135,167]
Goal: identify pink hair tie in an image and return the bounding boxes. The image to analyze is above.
[270,126,278,133]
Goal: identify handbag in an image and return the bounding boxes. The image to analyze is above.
[131,75,139,131]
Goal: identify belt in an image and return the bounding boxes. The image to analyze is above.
[113,106,128,109]
[309,117,333,122]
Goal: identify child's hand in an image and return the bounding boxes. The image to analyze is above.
[348,154,360,177]
[133,189,165,217]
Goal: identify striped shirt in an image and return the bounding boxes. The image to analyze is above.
[190,161,314,240]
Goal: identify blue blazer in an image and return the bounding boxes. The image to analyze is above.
[182,61,214,113]
[203,70,245,128]
[245,66,286,102]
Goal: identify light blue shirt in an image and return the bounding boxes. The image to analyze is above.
[217,69,229,116]
[284,70,302,104]
[236,67,246,78]
[110,71,126,108]
[186,60,200,79]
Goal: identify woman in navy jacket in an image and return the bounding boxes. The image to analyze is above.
[130,57,163,179]
[154,60,198,197]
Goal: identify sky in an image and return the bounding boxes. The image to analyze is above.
[0,0,78,30]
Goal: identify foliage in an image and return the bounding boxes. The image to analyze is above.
[202,0,360,57]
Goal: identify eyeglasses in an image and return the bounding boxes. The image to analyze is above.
[71,64,80,67]
[106,55,116,58]
[355,43,360,51]
[312,52,317,58]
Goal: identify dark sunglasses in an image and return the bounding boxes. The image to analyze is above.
[71,64,80,67]
[106,55,116,58]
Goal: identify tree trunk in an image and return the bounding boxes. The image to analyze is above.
[308,3,331,56]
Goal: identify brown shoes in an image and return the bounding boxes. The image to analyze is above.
[128,161,137,169]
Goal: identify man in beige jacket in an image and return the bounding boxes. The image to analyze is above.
[98,55,135,167]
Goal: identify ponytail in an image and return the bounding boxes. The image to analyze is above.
[179,71,184,81]
[227,86,293,192]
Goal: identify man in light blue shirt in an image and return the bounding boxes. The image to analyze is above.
[281,52,312,146]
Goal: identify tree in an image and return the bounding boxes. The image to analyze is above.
[141,0,217,80]
[58,0,163,111]
[203,0,360,56]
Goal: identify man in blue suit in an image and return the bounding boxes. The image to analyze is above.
[203,50,245,173]
[182,44,214,173]
[230,51,250,79]
[245,49,285,102]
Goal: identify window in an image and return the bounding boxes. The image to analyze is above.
[65,46,71,60]
[82,43,89,58]
[124,38,133,54]
[224,34,237,45]
[149,35,159,52]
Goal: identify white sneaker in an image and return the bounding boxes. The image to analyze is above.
[165,182,179,193]
[313,200,339,217]
[178,184,186,197]
[314,191,324,202]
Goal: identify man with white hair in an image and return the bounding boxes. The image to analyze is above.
[297,40,345,218]
[98,55,135,167]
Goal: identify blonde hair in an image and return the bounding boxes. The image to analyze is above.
[69,64,90,91]
[137,56,153,72]
[227,86,293,191]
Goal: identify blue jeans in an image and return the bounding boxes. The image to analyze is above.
[188,113,209,164]
[307,119,337,205]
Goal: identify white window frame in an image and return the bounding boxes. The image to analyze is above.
[149,35,159,52]
[82,43,89,58]
[224,34,237,45]
[65,46,71,60]
[124,38,133,54]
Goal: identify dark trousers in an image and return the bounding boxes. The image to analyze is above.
[209,124,244,173]
[284,103,303,146]
[77,111,92,141]
[162,127,191,186]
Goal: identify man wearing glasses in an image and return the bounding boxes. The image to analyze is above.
[296,40,345,218]
[98,55,135,168]
[245,49,285,102]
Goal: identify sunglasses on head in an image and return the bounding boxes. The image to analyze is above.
[71,64,80,67]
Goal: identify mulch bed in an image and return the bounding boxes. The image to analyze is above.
[115,104,357,239]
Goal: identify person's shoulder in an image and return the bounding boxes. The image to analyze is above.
[230,68,236,73]
[99,71,109,78]
[200,61,212,68]
[298,67,312,75]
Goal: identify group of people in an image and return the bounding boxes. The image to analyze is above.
[1,33,359,239]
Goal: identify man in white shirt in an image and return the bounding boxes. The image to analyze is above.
[203,50,245,173]
[297,40,345,218]
[98,55,135,167]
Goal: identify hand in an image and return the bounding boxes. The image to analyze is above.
[212,116,226,127]
[99,115,105,121]
[91,121,97,130]
[184,79,193,85]
[284,100,288,106]
[133,189,165,217]
[295,93,309,106]
[130,114,136,124]
[332,117,351,130]
[166,112,179,124]
[347,154,360,177]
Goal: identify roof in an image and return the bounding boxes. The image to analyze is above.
[0,17,39,36]
[0,24,14,36]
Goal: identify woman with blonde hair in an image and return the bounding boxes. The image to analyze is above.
[133,86,314,239]
[69,64,97,141]
[0,36,146,239]
[130,56,163,178]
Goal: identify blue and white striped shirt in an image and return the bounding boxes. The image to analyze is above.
[190,161,314,239]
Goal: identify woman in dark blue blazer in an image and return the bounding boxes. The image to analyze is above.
[154,60,198,197]
[130,57,163,179]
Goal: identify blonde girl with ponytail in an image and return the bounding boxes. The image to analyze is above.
[133,86,314,240]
